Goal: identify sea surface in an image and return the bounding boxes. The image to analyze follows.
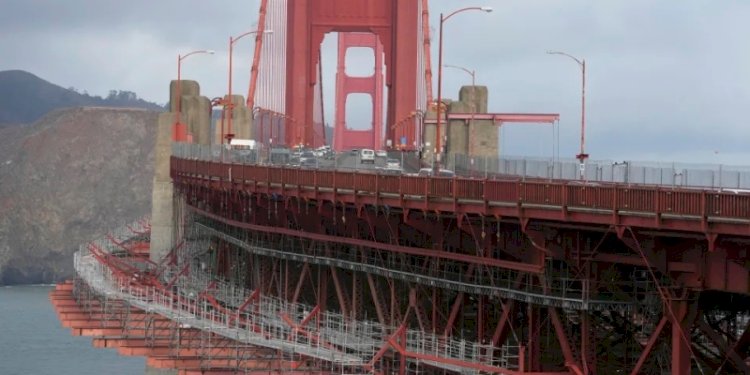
[0,285,146,375]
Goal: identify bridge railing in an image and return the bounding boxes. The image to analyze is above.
[449,153,750,191]
[174,142,750,192]
[171,155,750,224]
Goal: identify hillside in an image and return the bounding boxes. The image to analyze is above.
[0,70,164,126]
[0,107,158,284]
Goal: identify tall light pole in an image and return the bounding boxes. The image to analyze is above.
[444,64,476,156]
[547,50,588,179]
[175,49,214,142]
[226,29,272,144]
[444,64,475,88]
[436,6,492,170]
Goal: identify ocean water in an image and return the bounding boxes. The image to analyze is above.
[0,285,146,375]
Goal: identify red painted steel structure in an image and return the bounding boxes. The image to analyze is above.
[245,0,268,110]
[285,0,419,149]
[333,33,384,152]
[168,156,750,374]
[58,1,750,373]
[254,108,286,146]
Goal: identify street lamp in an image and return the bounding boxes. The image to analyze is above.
[175,49,214,142]
[444,64,475,87]
[226,29,273,144]
[547,50,588,179]
[444,64,476,155]
[436,6,492,170]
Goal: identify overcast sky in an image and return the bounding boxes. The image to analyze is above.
[1,1,748,165]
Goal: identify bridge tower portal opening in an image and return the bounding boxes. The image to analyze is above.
[333,32,384,152]
[285,0,419,149]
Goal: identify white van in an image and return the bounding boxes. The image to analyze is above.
[360,149,375,164]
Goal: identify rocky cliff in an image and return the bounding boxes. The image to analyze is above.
[0,107,157,284]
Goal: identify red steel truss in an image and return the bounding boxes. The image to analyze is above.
[164,156,750,374]
[54,157,750,374]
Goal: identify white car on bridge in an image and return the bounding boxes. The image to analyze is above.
[360,149,375,164]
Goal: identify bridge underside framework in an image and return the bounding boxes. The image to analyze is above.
[169,156,750,375]
[55,148,750,374]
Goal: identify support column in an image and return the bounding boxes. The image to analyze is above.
[671,300,692,375]
[527,304,541,371]
[581,312,593,374]
[150,112,175,262]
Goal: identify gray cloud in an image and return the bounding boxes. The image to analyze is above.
[0,0,747,163]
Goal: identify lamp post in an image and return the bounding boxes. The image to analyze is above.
[175,49,214,142]
[444,64,475,88]
[436,6,492,170]
[444,64,476,156]
[547,50,588,179]
[226,29,272,144]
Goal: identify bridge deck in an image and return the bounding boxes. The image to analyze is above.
[171,157,750,238]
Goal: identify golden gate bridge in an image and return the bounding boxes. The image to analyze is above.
[50,1,750,374]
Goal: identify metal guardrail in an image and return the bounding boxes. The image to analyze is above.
[173,142,750,191]
[171,155,750,230]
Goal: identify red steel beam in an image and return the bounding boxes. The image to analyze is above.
[246,0,268,109]
[329,266,350,318]
[549,308,584,375]
[421,0,433,104]
[443,293,464,337]
[697,319,750,373]
[491,299,516,347]
[194,206,542,273]
[291,262,310,304]
[366,273,387,325]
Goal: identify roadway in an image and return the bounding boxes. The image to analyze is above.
[273,149,420,174]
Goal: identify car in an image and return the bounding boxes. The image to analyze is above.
[381,168,401,175]
[301,158,317,168]
[350,149,359,155]
[437,169,455,177]
[385,158,400,169]
[314,145,331,157]
[417,168,455,177]
[376,150,388,158]
[360,149,375,164]
[417,168,432,177]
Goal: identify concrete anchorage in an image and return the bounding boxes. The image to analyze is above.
[153,79,256,264]
[423,85,497,165]
[151,81,213,264]
[214,94,253,144]
[146,78,217,375]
